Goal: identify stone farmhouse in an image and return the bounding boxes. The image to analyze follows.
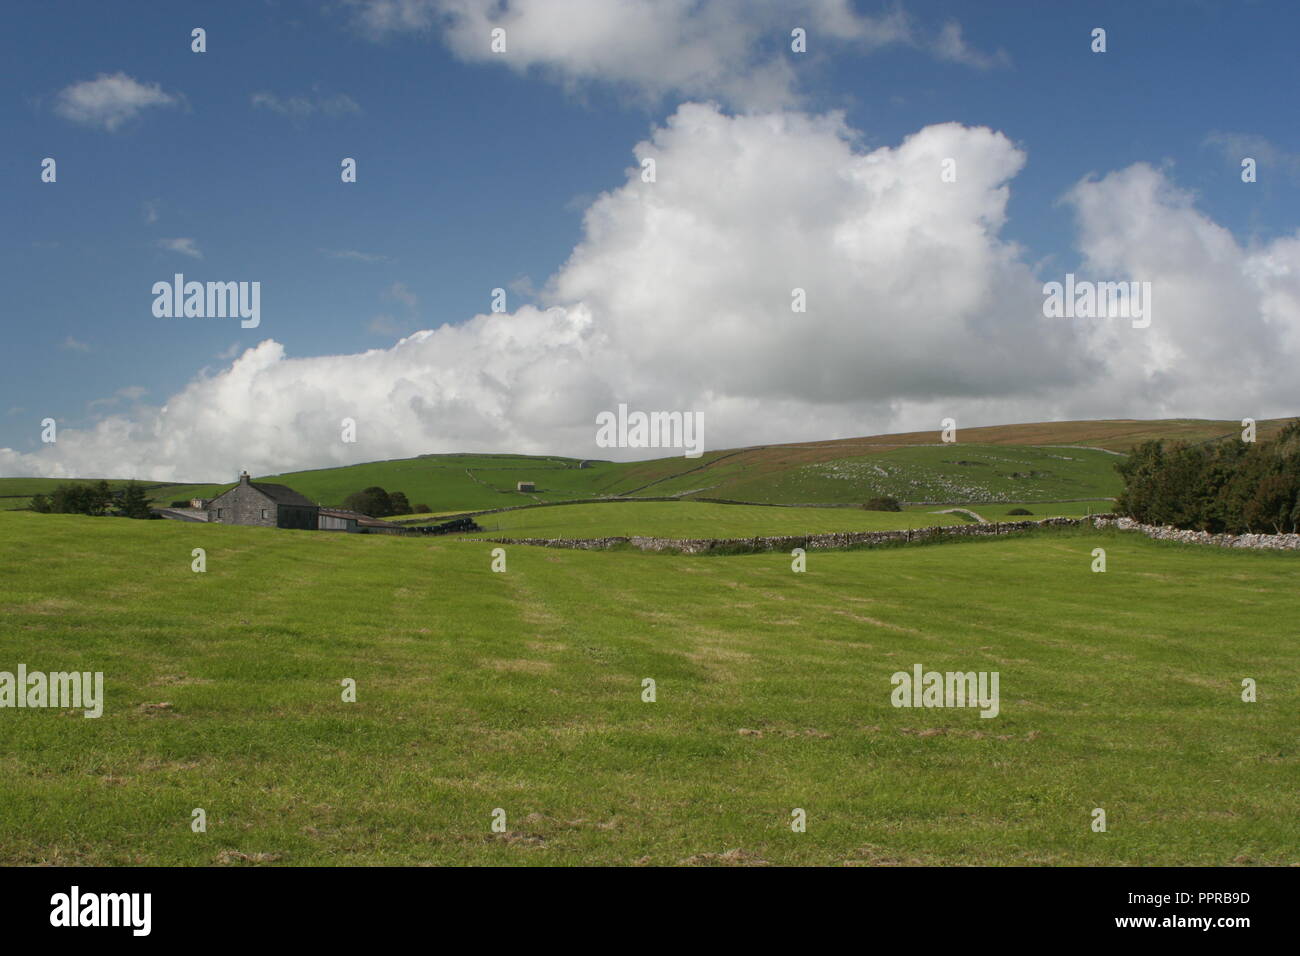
[198,473,408,534]
[206,472,320,529]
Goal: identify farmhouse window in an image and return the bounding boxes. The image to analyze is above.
[262,509,269,519]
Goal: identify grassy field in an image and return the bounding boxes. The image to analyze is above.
[1,510,1295,866]
[402,497,1116,540]
[909,501,1114,521]
[460,500,956,538]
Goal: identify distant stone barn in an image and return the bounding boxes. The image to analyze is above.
[517,481,536,492]
[206,472,320,530]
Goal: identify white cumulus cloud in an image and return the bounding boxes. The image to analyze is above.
[54,73,179,131]
[5,104,1299,480]
[348,0,917,108]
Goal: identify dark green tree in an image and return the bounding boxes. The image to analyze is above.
[1116,424,1300,534]
[117,481,154,519]
[49,481,110,515]
[342,486,394,517]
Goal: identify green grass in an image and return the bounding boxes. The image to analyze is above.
[719,444,1125,505]
[909,500,1115,521]
[460,500,956,538]
[392,499,1113,531]
[0,511,1295,866]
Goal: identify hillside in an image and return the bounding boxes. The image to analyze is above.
[601,418,1296,504]
[203,417,1300,511]
[3,418,1292,512]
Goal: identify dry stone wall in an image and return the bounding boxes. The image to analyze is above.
[466,516,1077,554]
[1101,515,1300,550]
[463,514,1300,554]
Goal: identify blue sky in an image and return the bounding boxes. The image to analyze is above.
[2,0,1297,478]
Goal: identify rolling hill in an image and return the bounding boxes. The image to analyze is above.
[3,417,1293,513]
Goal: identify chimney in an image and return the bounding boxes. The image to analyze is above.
[239,471,250,484]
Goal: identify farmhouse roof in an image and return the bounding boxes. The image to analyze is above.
[247,481,319,507]
[212,475,318,508]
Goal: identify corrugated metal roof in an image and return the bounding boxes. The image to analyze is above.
[319,508,398,527]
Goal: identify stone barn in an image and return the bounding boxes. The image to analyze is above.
[206,472,320,529]
[517,481,536,492]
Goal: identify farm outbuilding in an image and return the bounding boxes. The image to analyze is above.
[318,508,406,535]
[206,472,320,529]
[517,481,536,492]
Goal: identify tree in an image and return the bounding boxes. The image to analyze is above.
[88,480,113,516]
[1115,425,1300,534]
[117,481,154,519]
[1199,440,1248,532]
[47,480,114,516]
[1115,441,1166,524]
[49,483,83,514]
[413,503,431,514]
[342,486,394,517]
[29,493,51,513]
[1242,473,1295,534]
[339,486,414,517]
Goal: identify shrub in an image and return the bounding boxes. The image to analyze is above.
[863,496,902,512]
[414,504,431,513]
[1007,507,1033,516]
